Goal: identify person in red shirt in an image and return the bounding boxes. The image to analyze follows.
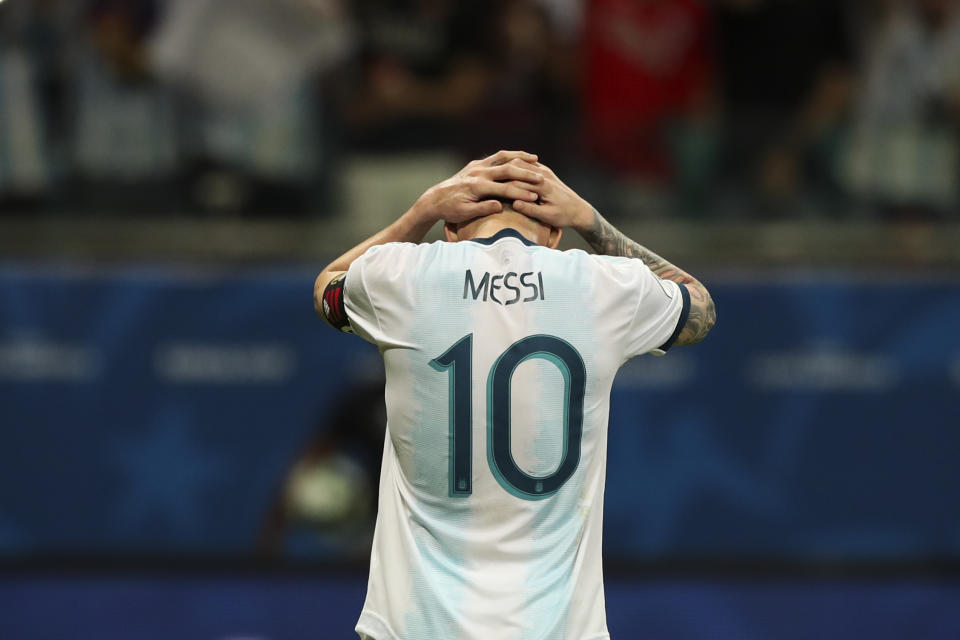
[582,0,713,182]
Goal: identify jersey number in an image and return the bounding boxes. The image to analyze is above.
[430,334,586,500]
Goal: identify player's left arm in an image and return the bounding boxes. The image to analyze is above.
[577,212,715,346]
[314,150,545,329]
[511,163,716,346]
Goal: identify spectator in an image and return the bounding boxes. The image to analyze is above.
[581,0,715,197]
[0,0,68,211]
[837,0,960,218]
[714,0,855,212]
[463,0,579,162]
[336,0,496,151]
[259,375,386,561]
[68,0,181,213]
[150,0,353,216]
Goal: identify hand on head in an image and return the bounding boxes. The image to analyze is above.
[415,150,594,236]
[416,150,544,226]
[507,162,595,232]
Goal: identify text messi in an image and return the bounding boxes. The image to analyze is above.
[463,269,545,305]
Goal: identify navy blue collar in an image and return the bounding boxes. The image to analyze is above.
[469,228,537,247]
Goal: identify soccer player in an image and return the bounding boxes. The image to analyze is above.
[314,150,715,640]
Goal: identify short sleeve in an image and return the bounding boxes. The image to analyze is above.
[342,243,417,347]
[611,260,691,359]
[342,254,381,345]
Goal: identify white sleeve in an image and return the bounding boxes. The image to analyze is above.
[608,259,690,359]
[342,252,381,345]
[342,243,416,347]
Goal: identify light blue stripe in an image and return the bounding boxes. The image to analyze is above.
[401,243,474,639]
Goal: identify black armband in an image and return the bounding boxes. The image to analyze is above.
[321,273,353,333]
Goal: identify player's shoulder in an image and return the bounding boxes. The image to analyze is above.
[360,237,508,262]
[351,240,479,287]
[557,247,648,275]
[353,240,438,270]
[357,240,420,260]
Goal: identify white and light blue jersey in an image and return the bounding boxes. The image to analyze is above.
[344,228,689,640]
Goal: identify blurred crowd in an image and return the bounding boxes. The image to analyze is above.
[0,0,959,219]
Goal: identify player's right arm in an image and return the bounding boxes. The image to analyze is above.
[511,165,716,346]
[314,150,545,331]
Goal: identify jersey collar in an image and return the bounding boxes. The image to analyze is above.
[468,228,537,247]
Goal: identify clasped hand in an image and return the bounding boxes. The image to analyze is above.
[413,150,594,232]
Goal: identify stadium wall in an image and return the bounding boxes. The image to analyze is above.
[0,265,957,562]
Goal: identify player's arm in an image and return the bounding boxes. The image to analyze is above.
[575,211,715,345]
[313,210,434,330]
[314,150,545,329]
[511,165,716,346]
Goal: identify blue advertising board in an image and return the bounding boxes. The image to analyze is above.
[0,265,958,560]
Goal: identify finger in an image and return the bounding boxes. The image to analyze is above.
[484,181,539,202]
[533,161,558,178]
[513,158,552,178]
[513,199,560,223]
[487,150,539,166]
[502,180,545,196]
[461,199,502,218]
[484,162,544,185]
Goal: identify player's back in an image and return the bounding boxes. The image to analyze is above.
[344,228,687,640]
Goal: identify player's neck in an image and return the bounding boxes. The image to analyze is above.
[468,212,541,245]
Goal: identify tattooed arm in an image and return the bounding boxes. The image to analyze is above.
[512,165,716,346]
[578,209,715,345]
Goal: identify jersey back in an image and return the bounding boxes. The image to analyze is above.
[343,229,688,640]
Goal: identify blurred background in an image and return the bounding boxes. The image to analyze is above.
[0,0,958,638]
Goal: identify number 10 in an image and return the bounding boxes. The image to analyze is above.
[430,334,586,501]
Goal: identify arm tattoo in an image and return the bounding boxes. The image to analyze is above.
[581,209,697,284]
[581,209,715,346]
[679,284,716,346]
